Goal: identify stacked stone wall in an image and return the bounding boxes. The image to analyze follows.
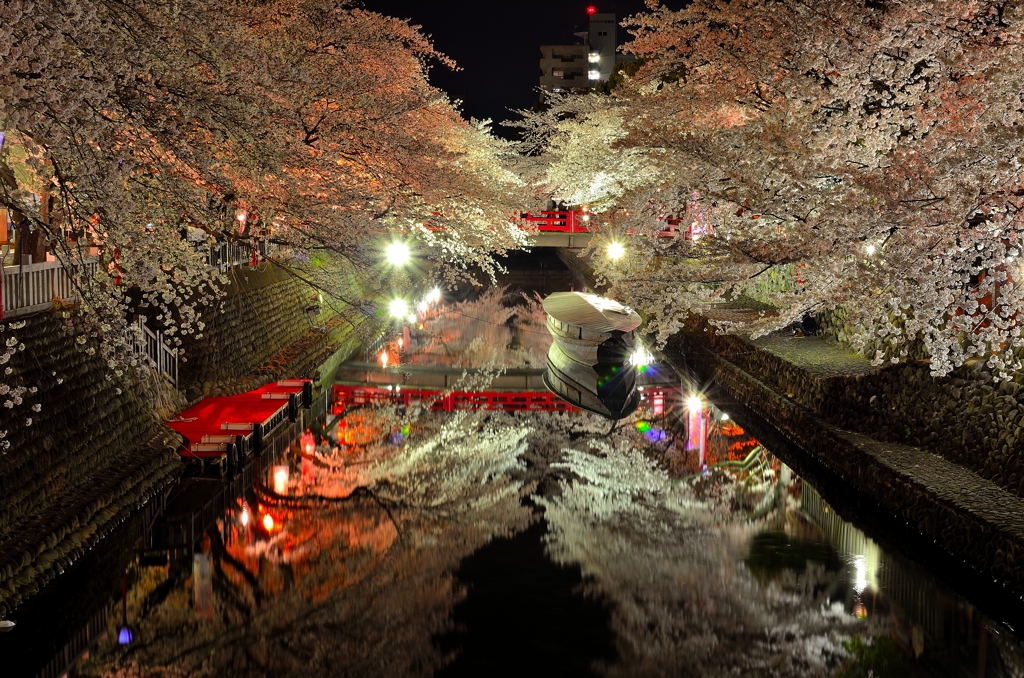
[667,327,1024,599]
[686,315,1024,499]
[0,313,181,617]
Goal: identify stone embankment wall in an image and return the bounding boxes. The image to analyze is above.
[0,268,366,618]
[668,323,1024,599]
[696,317,1024,499]
[178,266,363,401]
[0,314,181,618]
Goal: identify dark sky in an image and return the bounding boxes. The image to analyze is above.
[361,0,654,131]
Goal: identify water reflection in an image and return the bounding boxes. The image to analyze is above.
[31,386,1024,677]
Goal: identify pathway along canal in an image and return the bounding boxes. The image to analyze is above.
[5,377,1024,677]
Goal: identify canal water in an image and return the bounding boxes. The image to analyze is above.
[5,378,1024,677]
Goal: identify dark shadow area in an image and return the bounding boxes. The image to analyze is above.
[435,519,617,677]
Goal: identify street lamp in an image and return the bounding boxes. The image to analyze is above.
[607,241,625,260]
[385,241,411,266]
[389,298,409,318]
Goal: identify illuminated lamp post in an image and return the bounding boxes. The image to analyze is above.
[389,298,409,319]
[385,241,411,267]
[607,241,625,261]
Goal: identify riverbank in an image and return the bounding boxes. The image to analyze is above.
[558,248,1024,601]
[0,266,365,620]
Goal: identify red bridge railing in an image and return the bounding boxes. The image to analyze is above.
[333,384,577,414]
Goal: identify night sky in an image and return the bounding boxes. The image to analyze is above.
[361,0,655,133]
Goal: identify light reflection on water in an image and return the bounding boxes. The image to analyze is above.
[27,389,1024,677]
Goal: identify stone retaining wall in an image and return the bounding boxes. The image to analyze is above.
[0,269,366,617]
[0,313,181,618]
[687,316,1024,499]
[667,327,1024,598]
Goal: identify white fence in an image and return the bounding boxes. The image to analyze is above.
[130,317,178,389]
[1,258,99,320]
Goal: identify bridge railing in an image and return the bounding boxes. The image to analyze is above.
[129,317,178,389]
[1,257,99,320]
[518,210,589,233]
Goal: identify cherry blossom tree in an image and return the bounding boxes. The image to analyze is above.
[517,0,1024,377]
[0,0,528,375]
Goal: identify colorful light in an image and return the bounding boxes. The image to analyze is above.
[385,241,411,266]
[117,625,134,645]
[263,514,275,531]
[636,421,651,433]
[686,395,702,412]
[240,504,250,526]
[587,5,597,14]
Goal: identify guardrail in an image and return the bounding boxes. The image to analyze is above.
[0,258,99,320]
[130,317,178,389]
[207,239,289,273]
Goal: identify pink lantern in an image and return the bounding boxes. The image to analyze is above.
[300,431,316,456]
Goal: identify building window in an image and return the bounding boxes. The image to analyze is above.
[588,70,600,80]
[553,70,564,77]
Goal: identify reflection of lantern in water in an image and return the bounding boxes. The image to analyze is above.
[240,503,250,526]
[686,396,707,466]
[263,514,275,531]
[273,465,289,494]
[301,431,316,456]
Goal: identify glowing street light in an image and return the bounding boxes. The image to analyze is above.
[629,346,652,367]
[607,241,625,260]
[865,244,876,256]
[686,395,703,412]
[385,241,411,266]
[431,288,442,303]
[389,298,409,318]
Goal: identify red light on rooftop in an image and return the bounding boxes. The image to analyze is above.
[587,5,597,14]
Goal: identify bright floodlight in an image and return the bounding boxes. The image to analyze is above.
[686,395,702,412]
[630,346,652,367]
[385,241,411,266]
[431,288,442,303]
[607,241,625,260]
[865,244,876,256]
[389,298,409,318]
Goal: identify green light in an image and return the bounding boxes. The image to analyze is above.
[636,421,651,433]
[401,424,411,436]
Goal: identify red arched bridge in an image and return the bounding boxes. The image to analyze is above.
[333,383,678,415]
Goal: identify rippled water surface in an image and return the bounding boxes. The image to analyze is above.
[6,385,1024,678]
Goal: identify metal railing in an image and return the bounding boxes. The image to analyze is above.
[130,317,178,389]
[35,604,108,678]
[207,239,289,273]
[151,414,306,555]
[1,258,99,320]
